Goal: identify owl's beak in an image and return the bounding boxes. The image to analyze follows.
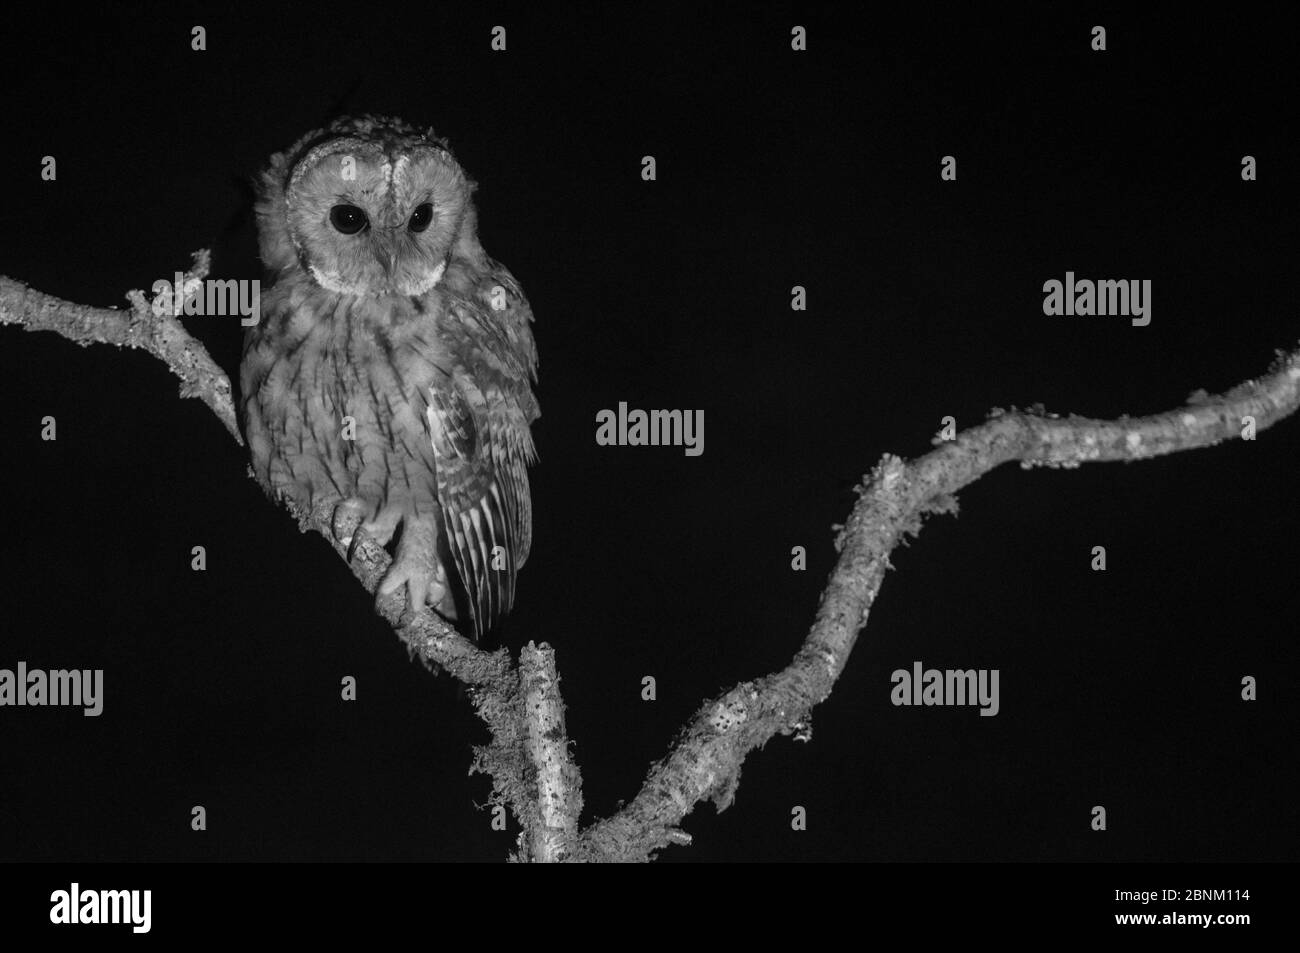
[372,231,400,277]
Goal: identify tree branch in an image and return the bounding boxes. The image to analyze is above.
[0,252,241,444]
[519,642,583,861]
[573,345,1300,861]
[3,267,1295,862]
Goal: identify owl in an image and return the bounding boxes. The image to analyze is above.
[241,115,539,639]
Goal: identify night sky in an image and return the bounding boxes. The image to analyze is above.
[0,6,1295,866]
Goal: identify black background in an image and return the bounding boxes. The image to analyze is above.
[0,5,1295,866]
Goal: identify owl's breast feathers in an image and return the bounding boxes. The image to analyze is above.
[241,257,539,637]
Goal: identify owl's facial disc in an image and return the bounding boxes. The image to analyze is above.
[287,145,467,298]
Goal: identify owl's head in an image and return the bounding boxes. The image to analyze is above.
[257,116,480,297]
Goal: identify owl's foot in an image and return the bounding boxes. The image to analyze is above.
[334,501,403,559]
[378,514,449,614]
[333,504,453,617]
[331,499,370,553]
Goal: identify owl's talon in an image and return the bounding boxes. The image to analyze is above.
[343,506,402,560]
[331,499,367,552]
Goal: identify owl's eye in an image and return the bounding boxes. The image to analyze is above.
[329,204,369,235]
[408,203,434,233]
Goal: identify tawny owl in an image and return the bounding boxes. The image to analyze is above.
[241,115,539,639]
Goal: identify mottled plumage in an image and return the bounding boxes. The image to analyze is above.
[241,116,539,638]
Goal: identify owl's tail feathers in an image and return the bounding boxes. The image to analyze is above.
[440,487,519,642]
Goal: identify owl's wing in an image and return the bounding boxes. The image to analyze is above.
[426,273,538,639]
